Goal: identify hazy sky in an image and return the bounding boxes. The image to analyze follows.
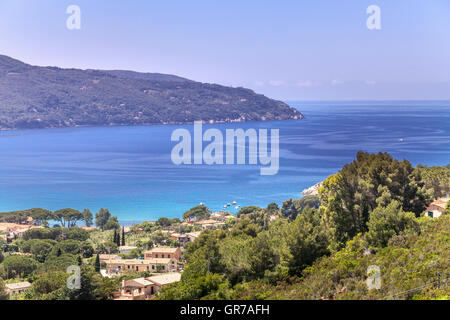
[0,0,449,100]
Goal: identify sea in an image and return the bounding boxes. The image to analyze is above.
[0,101,449,224]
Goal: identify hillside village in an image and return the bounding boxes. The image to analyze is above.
[0,155,449,300]
[0,206,237,300]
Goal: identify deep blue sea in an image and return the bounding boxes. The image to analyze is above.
[0,101,449,224]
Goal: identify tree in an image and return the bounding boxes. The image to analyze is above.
[95,208,111,231]
[281,196,320,221]
[82,209,93,227]
[113,228,118,245]
[79,242,94,258]
[319,152,431,249]
[53,239,82,256]
[281,199,299,221]
[32,271,68,296]
[249,232,279,278]
[0,279,9,300]
[42,254,77,273]
[121,227,126,246]
[53,208,83,227]
[418,166,450,199]
[77,255,83,266]
[285,208,329,275]
[22,227,88,242]
[266,203,279,215]
[365,201,419,248]
[156,217,172,227]
[182,205,211,221]
[294,195,320,212]
[115,229,121,247]
[218,236,252,283]
[104,216,120,231]
[102,241,118,254]
[67,265,98,300]
[236,206,262,218]
[95,254,101,272]
[27,239,55,263]
[2,255,39,279]
[28,208,53,226]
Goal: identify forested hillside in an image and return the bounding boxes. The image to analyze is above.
[0,55,303,130]
[156,152,449,300]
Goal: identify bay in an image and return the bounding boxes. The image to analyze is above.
[0,100,449,224]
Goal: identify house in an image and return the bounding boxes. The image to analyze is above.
[194,219,225,230]
[105,247,183,275]
[170,232,190,246]
[115,273,181,300]
[10,252,32,256]
[210,211,235,221]
[425,198,449,218]
[185,231,202,243]
[185,217,198,224]
[5,233,14,243]
[81,226,97,231]
[145,247,182,261]
[105,257,177,275]
[123,226,131,233]
[99,254,121,263]
[118,245,137,254]
[5,281,32,295]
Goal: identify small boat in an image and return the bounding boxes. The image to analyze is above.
[232,201,237,205]
[235,206,239,210]
[199,202,204,206]
[227,203,231,207]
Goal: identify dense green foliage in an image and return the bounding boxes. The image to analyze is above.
[0,207,99,228]
[225,215,449,300]
[157,152,449,300]
[319,151,431,250]
[0,279,8,300]
[0,55,302,130]
[281,195,320,221]
[0,208,53,224]
[1,152,447,300]
[182,205,211,221]
[417,165,450,199]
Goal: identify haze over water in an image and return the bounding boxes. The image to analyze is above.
[0,101,449,224]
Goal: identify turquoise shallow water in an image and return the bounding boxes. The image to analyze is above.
[0,101,449,224]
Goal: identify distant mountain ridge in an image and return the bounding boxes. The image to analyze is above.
[0,55,303,130]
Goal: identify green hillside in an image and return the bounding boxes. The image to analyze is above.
[0,55,303,130]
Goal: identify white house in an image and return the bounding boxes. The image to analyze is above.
[5,281,32,295]
[425,198,448,218]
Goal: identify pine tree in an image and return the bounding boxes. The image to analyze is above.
[95,254,101,272]
[113,229,117,244]
[57,248,62,257]
[116,230,121,247]
[121,227,126,246]
[77,255,82,266]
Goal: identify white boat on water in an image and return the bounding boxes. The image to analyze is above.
[232,201,237,205]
